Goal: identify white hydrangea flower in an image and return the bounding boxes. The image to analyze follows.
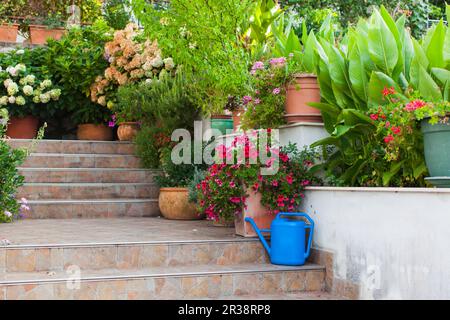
[7,82,19,96]
[16,49,25,55]
[15,96,26,105]
[40,93,51,104]
[6,67,18,77]
[24,75,35,85]
[150,57,164,68]
[15,64,26,72]
[49,89,61,100]
[4,79,13,88]
[8,96,16,104]
[23,85,34,96]
[163,57,175,71]
[145,78,153,85]
[40,79,52,89]
[0,96,8,106]
[33,95,40,103]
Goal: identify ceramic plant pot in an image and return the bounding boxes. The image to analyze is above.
[29,25,66,45]
[77,124,113,141]
[0,24,19,43]
[285,74,322,124]
[159,187,204,220]
[422,119,450,187]
[117,122,140,141]
[235,187,275,238]
[210,115,233,135]
[6,116,39,139]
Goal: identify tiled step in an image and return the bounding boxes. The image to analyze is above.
[19,168,158,183]
[25,199,160,219]
[213,291,342,300]
[18,183,159,200]
[0,240,268,273]
[0,263,326,300]
[6,139,135,155]
[22,153,142,169]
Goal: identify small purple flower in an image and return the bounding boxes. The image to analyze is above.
[272,88,281,95]
[254,98,261,105]
[108,115,116,128]
[251,61,264,70]
[242,95,253,105]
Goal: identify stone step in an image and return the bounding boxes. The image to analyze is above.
[22,153,142,169]
[18,183,159,200]
[6,139,135,155]
[0,239,268,273]
[0,263,325,300]
[25,199,160,219]
[19,168,158,183]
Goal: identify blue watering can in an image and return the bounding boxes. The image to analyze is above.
[245,212,314,266]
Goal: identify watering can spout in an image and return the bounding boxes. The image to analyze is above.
[244,217,271,255]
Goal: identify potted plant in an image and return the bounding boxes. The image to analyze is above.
[0,19,19,43]
[224,95,244,132]
[73,103,113,141]
[0,58,61,139]
[198,131,320,236]
[114,84,143,141]
[241,56,321,130]
[156,146,207,220]
[28,14,66,45]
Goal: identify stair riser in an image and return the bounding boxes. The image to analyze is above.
[1,242,268,273]
[7,140,135,155]
[20,170,157,183]
[0,270,325,300]
[22,155,141,169]
[25,202,160,219]
[18,184,159,200]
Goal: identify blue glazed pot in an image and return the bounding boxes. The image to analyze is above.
[211,116,233,136]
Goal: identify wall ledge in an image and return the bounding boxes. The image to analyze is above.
[305,186,450,194]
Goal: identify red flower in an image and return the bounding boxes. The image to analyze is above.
[370,114,379,121]
[286,175,293,185]
[405,100,426,112]
[391,126,401,135]
[384,134,394,144]
[382,87,396,96]
[229,197,241,204]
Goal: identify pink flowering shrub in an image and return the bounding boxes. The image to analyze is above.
[240,57,296,130]
[197,131,320,223]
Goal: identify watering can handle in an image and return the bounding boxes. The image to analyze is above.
[276,212,314,259]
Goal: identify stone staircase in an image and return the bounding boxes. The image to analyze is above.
[9,139,160,219]
[0,139,333,300]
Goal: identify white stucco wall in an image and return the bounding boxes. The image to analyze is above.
[301,187,450,300]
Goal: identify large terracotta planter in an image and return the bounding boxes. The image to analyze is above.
[211,115,233,136]
[117,122,140,141]
[159,187,204,220]
[77,124,113,141]
[235,188,276,238]
[232,109,244,132]
[0,24,19,43]
[285,74,322,124]
[6,116,39,139]
[29,25,66,45]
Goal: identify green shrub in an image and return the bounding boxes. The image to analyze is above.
[103,0,131,30]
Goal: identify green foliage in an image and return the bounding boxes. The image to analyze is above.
[134,124,166,169]
[310,6,450,187]
[43,20,113,124]
[131,0,254,114]
[103,0,131,30]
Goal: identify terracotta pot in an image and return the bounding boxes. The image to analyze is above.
[117,122,140,141]
[29,25,66,45]
[6,116,39,139]
[77,124,113,141]
[159,187,204,220]
[235,187,276,238]
[0,24,19,43]
[285,74,322,123]
[232,109,244,132]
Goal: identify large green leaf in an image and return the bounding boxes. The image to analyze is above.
[431,68,450,85]
[411,62,443,101]
[348,32,369,102]
[396,15,414,80]
[382,161,404,187]
[308,102,340,133]
[380,6,403,80]
[303,31,318,73]
[367,10,398,75]
[424,20,446,69]
[412,39,429,69]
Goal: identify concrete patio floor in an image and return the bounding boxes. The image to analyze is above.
[0,218,250,246]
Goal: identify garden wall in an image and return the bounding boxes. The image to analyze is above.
[301,187,450,300]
